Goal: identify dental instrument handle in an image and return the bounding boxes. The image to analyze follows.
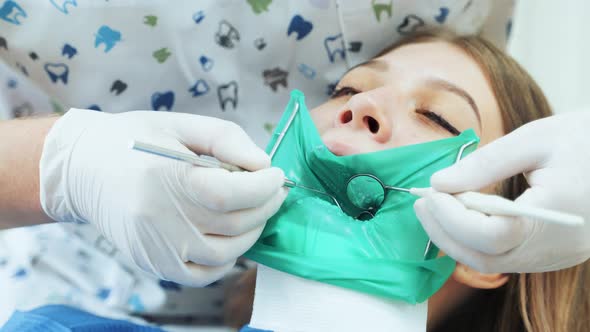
[130,140,245,172]
[131,140,300,189]
[284,179,297,188]
[455,191,584,227]
[410,188,584,227]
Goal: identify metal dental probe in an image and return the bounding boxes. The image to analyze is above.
[129,140,340,207]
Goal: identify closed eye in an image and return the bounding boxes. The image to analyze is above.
[331,86,360,98]
[416,109,461,135]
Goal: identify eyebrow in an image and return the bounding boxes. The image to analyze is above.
[345,59,388,75]
[346,59,482,127]
[424,78,482,127]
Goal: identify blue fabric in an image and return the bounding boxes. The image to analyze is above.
[1,305,165,332]
[239,325,273,332]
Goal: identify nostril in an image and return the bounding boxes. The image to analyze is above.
[340,110,353,124]
[364,116,380,134]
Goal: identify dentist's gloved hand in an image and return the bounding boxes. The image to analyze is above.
[40,109,287,286]
[414,111,590,273]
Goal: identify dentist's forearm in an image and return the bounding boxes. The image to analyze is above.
[0,116,58,228]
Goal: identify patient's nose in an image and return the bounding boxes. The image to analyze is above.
[336,94,392,143]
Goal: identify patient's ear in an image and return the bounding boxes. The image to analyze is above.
[452,263,510,289]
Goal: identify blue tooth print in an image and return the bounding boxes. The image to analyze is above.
[435,7,449,24]
[217,81,238,111]
[6,78,16,88]
[159,280,182,291]
[44,62,69,84]
[128,294,145,312]
[0,36,7,50]
[96,288,111,300]
[188,79,209,97]
[12,267,28,279]
[151,91,175,111]
[324,34,345,63]
[87,105,101,111]
[371,0,393,22]
[297,63,316,79]
[192,10,205,24]
[0,1,27,25]
[397,14,424,35]
[49,0,77,14]
[287,14,313,41]
[94,25,122,53]
[0,257,7,267]
[199,55,213,71]
[506,20,513,39]
[62,43,77,59]
[28,51,38,60]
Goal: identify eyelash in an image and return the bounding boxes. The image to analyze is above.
[415,109,460,135]
[331,86,460,135]
[331,86,359,98]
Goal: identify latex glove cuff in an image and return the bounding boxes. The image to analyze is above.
[39,109,109,223]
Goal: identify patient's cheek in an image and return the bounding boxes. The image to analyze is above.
[310,104,337,134]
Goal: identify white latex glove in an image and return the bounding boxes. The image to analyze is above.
[414,111,590,273]
[40,109,287,286]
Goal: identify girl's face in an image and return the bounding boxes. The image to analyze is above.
[310,41,508,327]
[310,41,504,154]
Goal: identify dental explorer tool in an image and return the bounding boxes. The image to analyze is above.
[129,140,341,207]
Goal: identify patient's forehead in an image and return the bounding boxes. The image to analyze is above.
[375,42,486,98]
[374,41,503,143]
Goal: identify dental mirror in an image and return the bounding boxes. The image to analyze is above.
[346,174,411,219]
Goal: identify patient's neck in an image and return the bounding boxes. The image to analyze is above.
[249,264,428,332]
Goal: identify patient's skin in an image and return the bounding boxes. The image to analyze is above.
[310,41,508,327]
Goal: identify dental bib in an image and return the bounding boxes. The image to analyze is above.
[246,90,479,303]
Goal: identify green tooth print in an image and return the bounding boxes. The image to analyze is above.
[153,48,171,63]
[371,0,393,22]
[247,0,272,14]
[144,15,157,27]
[50,98,65,115]
[264,122,276,134]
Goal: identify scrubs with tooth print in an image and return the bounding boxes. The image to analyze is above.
[0,0,513,325]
